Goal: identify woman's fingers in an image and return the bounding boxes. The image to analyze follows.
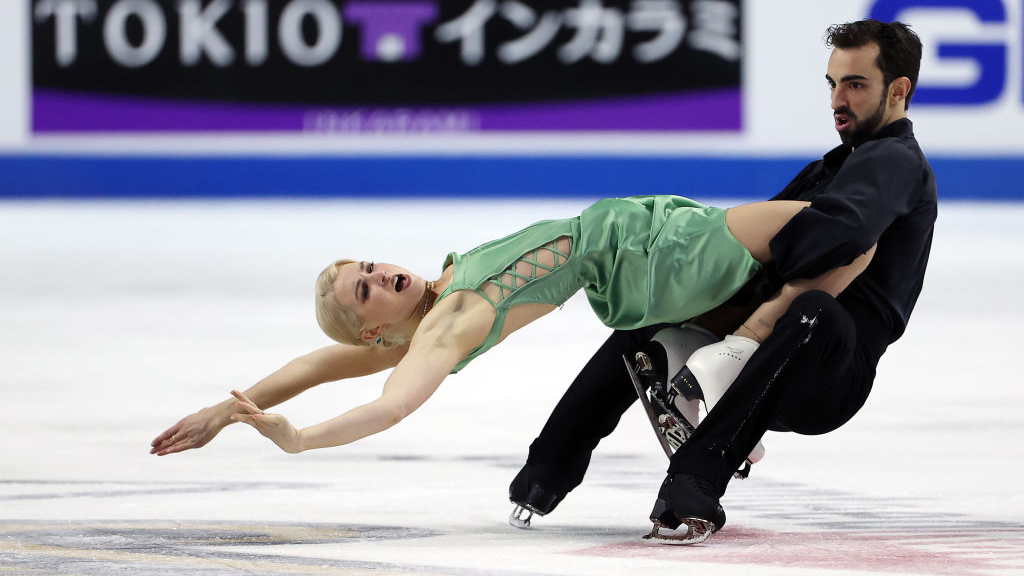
[231,389,255,405]
[231,390,264,414]
[232,411,281,430]
[151,423,182,448]
[226,408,298,453]
[152,407,229,456]
[154,436,193,456]
[150,427,184,454]
[151,430,193,455]
[231,413,256,425]
[230,388,266,428]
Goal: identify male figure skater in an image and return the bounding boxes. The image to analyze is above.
[510,19,937,543]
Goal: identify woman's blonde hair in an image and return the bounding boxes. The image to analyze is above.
[315,259,367,346]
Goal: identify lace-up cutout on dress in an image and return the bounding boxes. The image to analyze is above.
[478,236,572,307]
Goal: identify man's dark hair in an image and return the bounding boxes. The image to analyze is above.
[825,19,922,110]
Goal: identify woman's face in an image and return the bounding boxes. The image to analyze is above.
[333,261,427,338]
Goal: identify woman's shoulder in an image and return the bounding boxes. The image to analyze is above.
[417,289,495,349]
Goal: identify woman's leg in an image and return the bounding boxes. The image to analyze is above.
[725,200,810,263]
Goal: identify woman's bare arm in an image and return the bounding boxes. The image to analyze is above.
[150,343,406,456]
[287,338,467,450]
[230,293,494,453]
[735,245,877,343]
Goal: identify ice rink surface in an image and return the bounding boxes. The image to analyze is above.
[1,198,1022,576]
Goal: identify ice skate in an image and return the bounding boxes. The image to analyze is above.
[624,326,765,478]
[673,334,760,411]
[508,468,564,528]
[508,505,534,529]
[644,473,725,545]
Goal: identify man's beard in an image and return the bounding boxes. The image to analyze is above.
[838,91,888,146]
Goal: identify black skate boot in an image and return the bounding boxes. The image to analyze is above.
[508,467,566,528]
[645,472,726,545]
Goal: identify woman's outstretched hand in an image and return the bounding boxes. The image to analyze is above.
[150,405,231,456]
[230,390,304,454]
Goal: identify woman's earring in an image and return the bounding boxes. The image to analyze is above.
[375,336,383,345]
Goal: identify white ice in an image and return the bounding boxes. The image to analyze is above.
[0,198,1022,576]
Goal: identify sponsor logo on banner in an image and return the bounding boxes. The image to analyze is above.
[31,0,742,133]
[870,0,1021,106]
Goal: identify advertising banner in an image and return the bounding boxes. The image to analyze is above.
[31,0,743,133]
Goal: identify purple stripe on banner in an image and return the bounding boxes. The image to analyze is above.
[479,90,741,131]
[33,90,305,132]
[33,88,741,133]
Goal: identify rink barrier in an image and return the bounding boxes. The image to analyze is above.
[0,155,1020,200]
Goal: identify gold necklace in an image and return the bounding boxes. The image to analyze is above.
[421,281,437,318]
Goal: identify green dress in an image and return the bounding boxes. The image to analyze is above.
[436,196,761,372]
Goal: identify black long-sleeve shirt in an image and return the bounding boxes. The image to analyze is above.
[768,119,937,347]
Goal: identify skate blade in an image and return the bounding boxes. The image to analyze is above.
[622,354,676,459]
[508,505,534,529]
[642,518,715,545]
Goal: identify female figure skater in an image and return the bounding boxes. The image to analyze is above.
[151,196,872,456]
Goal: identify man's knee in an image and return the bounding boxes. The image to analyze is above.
[779,290,854,339]
[769,291,866,431]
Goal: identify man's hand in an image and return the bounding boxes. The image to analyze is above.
[230,390,304,454]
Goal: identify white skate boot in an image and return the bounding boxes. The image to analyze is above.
[673,335,766,466]
[624,324,716,457]
[625,329,766,478]
[677,335,758,408]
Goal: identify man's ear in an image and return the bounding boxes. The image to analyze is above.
[890,77,912,106]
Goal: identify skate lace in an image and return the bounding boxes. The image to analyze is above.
[477,237,572,306]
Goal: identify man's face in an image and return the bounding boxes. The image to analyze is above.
[827,43,891,146]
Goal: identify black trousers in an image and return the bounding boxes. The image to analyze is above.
[521,290,886,499]
[522,323,668,496]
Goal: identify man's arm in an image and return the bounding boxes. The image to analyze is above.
[770,140,923,281]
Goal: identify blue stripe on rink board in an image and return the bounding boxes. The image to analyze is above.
[0,155,1021,200]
